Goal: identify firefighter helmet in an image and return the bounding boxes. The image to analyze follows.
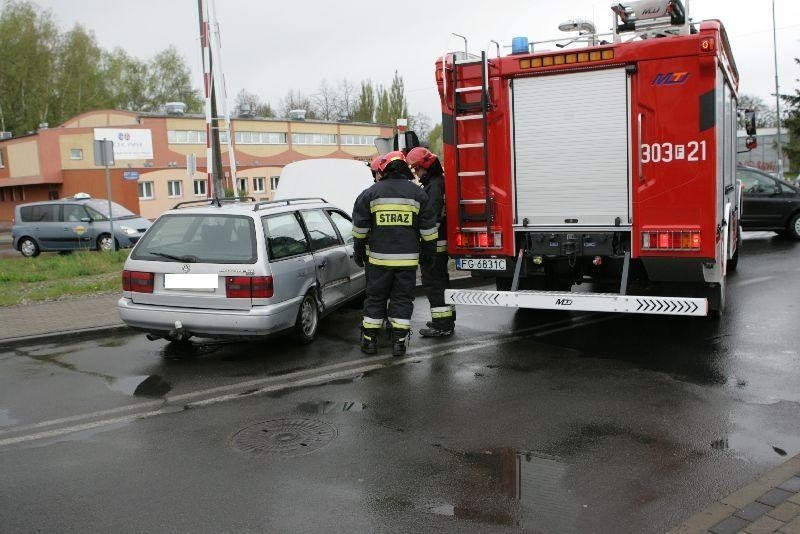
[369,155,382,172]
[407,146,437,170]
[377,150,406,173]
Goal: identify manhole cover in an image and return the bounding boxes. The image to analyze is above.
[231,418,337,457]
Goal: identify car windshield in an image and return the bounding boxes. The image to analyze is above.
[81,199,138,220]
[132,214,256,264]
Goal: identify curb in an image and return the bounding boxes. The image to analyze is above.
[669,453,800,533]
[0,275,487,350]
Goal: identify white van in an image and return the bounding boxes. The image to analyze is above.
[274,159,374,216]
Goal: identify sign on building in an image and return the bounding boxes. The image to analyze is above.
[93,128,153,160]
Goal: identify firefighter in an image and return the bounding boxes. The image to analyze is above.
[407,146,455,337]
[369,155,383,182]
[352,151,438,357]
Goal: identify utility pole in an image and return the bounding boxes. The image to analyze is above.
[772,0,783,178]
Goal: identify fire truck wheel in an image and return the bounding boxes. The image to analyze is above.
[788,213,800,241]
[727,227,741,272]
[707,279,726,320]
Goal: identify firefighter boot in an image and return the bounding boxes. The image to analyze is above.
[360,328,378,355]
[391,329,410,357]
[419,322,454,338]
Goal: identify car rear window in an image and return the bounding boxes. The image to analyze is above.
[132,214,257,263]
[19,204,59,222]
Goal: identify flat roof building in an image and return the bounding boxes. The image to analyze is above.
[0,109,391,225]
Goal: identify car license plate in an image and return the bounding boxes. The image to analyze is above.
[164,273,218,290]
[455,258,507,271]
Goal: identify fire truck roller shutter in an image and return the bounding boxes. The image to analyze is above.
[512,67,631,227]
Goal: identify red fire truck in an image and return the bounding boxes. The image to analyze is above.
[436,0,757,318]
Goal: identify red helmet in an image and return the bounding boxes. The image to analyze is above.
[377,150,406,173]
[407,146,437,170]
[369,155,382,172]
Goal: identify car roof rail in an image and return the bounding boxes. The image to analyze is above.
[172,197,257,209]
[252,197,327,212]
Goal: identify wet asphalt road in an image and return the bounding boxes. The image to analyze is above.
[1,232,799,533]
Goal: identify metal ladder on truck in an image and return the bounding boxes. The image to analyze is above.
[451,51,493,234]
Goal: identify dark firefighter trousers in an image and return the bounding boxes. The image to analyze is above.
[362,264,416,333]
[420,251,455,329]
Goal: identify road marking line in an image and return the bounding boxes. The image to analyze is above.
[736,276,774,287]
[0,313,603,443]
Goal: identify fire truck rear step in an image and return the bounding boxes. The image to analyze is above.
[445,289,708,317]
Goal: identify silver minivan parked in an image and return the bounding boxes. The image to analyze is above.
[12,194,151,257]
[117,198,365,343]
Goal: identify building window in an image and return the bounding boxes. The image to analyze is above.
[70,148,83,160]
[236,178,247,194]
[193,179,207,197]
[168,130,208,144]
[48,188,59,200]
[138,181,154,200]
[291,133,337,145]
[0,148,4,168]
[234,131,286,145]
[270,176,280,191]
[167,180,183,198]
[340,134,378,146]
[253,177,265,193]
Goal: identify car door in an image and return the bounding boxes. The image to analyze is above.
[327,209,366,298]
[299,209,351,309]
[61,203,94,250]
[30,204,64,250]
[738,168,784,229]
[262,212,315,306]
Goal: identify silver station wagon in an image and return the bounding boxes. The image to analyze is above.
[117,197,365,343]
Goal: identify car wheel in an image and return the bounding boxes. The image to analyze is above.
[293,292,319,344]
[787,213,800,241]
[19,237,40,258]
[97,234,117,251]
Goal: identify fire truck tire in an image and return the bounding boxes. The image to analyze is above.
[707,280,726,320]
[727,227,741,272]
[787,213,800,241]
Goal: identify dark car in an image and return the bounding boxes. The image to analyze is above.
[737,166,800,239]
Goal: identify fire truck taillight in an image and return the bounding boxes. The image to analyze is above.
[700,37,716,53]
[642,230,701,251]
[456,231,503,249]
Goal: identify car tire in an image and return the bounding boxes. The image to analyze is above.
[97,234,118,251]
[18,237,40,258]
[293,291,319,344]
[787,213,800,241]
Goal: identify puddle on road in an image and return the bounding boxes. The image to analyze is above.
[109,375,172,397]
[429,446,582,530]
[0,408,19,427]
[296,401,366,414]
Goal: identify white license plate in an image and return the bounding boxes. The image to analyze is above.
[456,258,507,271]
[164,273,218,290]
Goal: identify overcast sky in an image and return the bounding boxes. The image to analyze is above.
[31,0,800,121]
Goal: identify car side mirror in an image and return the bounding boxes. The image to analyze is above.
[744,109,757,136]
[80,217,92,223]
[745,136,757,150]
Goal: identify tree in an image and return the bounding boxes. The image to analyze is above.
[146,46,202,113]
[738,94,778,129]
[353,80,376,123]
[409,113,432,144]
[387,71,409,126]
[335,78,357,121]
[234,89,274,117]
[781,58,800,174]
[0,1,59,133]
[280,90,316,119]
[50,24,109,122]
[375,85,392,125]
[103,48,150,112]
[427,123,443,156]
[311,79,337,121]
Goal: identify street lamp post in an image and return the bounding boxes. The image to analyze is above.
[772,0,783,178]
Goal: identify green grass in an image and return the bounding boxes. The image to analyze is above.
[0,250,129,306]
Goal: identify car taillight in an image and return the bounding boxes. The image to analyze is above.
[123,270,154,293]
[455,231,502,248]
[226,276,273,299]
[642,230,701,251]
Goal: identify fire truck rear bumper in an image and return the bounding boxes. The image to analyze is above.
[445,289,708,317]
